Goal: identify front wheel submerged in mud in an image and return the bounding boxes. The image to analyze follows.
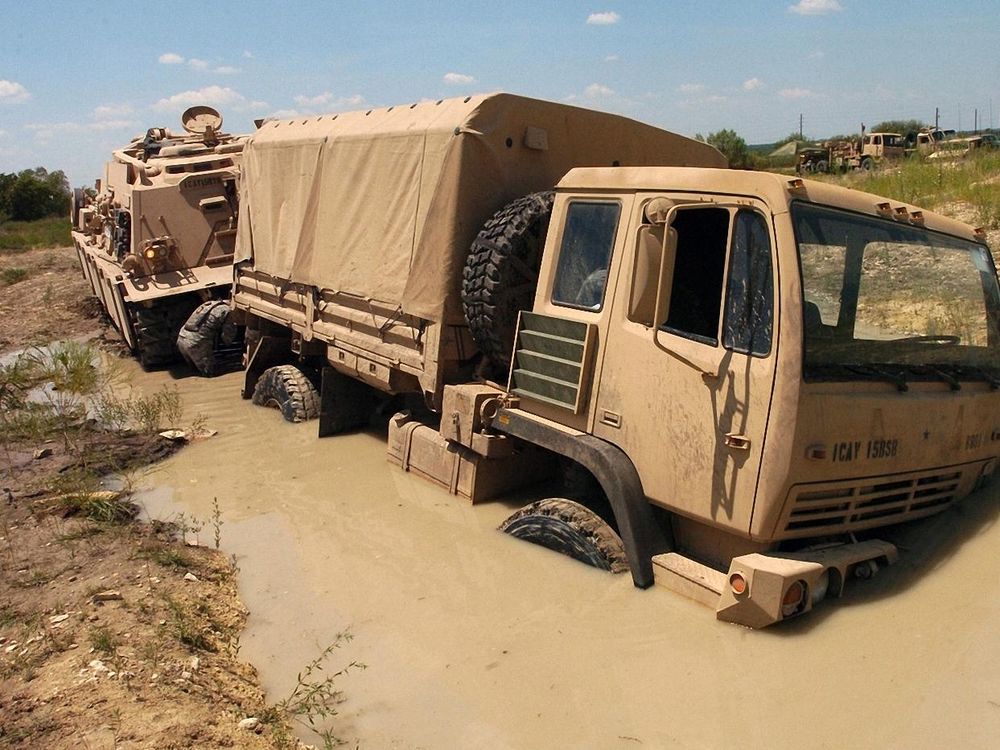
[251,364,320,422]
[500,498,628,573]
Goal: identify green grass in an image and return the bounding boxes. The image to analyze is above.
[0,216,71,252]
[809,150,1000,229]
[2,267,28,285]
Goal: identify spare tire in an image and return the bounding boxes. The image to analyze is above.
[461,191,554,373]
[176,300,243,377]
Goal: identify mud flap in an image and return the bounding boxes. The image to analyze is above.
[318,367,378,436]
[242,334,292,399]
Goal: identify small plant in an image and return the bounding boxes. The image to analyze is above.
[89,625,119,655]
[263,631,365,749]
[54,487,136,525]
[141,545,192,570]
[211,497,222,550]
[162,594,214,652]
[1,267,28,285]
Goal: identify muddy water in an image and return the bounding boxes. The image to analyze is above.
[129,364,1000,749]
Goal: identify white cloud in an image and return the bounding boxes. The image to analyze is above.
[587,11,620,25]
[0,129,7,138]
[808,49,825,59]
[743,78,764,91]
[187,58,209,70]
[443,72,476,85]
[584,83,614,98]
[604,54,619,62]
[243,50,254,59]
[679,83,705,94]
[152,85,265,112]
[93,103,133,118]
[268,109,303,120]
[789,0,843,15]
[294,92,333,107]
[26,119,137,141]
[158,52,184,64]
[214,65,241,75]
[0,79,30,103]
[779,87,816,99]
[291,93,365,111]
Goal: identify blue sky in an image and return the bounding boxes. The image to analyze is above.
[2,0,999,187]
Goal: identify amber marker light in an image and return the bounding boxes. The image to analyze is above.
[781,580,807,617]
[729,572,748,595]
[787,178,805,191]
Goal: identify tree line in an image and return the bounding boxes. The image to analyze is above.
[0,168,71,222]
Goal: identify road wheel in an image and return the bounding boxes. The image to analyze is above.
[499,498,628,573]
[815,159,829,173]
[177,300,244,377]
[133,301,197,370]
[461,191,554,373]
[860,157,874,171]
[251,364,320,422]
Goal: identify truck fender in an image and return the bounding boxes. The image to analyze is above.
[493,408,671,588]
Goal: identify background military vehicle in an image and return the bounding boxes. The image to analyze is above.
[72,106,246,372]
[231,93,1000,627]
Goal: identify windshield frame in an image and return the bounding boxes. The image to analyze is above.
[791,200,1000,386]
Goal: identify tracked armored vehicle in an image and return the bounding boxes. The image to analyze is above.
[233,93,1000,628]
[72,106,245,371]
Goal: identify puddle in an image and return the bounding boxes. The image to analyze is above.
[128,363,1000,748]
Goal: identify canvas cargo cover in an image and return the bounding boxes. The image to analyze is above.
[236,92,726,323]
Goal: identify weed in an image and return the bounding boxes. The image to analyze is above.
[263,631,365,749]
[141,545,192,570]
[162,594,214,652]
[1,267,28,285]
[55,489,136,525]
[89,625,119,655]
[211,497,222,550]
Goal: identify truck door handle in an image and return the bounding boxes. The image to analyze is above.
[724,433,751,450]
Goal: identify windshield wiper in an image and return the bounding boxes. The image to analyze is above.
[843,364,909,392]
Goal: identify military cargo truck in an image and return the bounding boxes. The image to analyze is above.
[233,93,1000,627]
[73,106,246,372]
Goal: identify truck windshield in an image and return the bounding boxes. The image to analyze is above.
[793,203,1000,385]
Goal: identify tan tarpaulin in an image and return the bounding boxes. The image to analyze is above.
[236,93,726,323]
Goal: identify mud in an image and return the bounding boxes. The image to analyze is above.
[130,366,1000,749]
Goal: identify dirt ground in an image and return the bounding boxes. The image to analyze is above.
[0,248,309,748]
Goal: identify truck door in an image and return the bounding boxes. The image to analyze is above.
[591,196,778,536]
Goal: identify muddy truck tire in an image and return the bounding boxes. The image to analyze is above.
[177,300,244,377]
[461,191,554,373]
[500,497,628,573]
[251,364,320,422]
[132,300,199,370]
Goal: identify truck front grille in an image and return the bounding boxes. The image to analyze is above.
[779,466,973,537]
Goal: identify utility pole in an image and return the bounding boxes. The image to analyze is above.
[935,107,939,129]
[799,113,803,140]
[975,108,978,133]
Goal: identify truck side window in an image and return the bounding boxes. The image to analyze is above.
[723,211,774,356]
[661,207,730,343]
[551,201,621,310]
